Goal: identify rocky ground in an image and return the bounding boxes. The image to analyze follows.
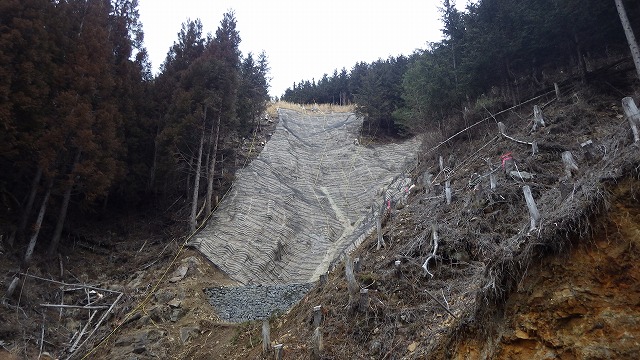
[203,283,313,323]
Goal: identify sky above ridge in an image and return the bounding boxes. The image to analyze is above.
[138,0,471,98]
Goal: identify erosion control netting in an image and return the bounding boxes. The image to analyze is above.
[190,109,420,285]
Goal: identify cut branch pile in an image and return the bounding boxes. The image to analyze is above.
[4,273,124,360]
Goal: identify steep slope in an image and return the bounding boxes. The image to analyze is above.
[234,85,640,359]
[453,180,640,359]
[190,109,420,285]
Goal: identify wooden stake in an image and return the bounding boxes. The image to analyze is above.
[622,97,640,142]
[523,186,540,231]
[262,320,271,353]
[313,305,323,327]
[532,140,538,155]
[498,122,506,135]
[487,162,497,190]
[394,260,401,278]
[439,156,444,173]
[359,288,369,312]
[345,256,358,304]
[353,257,361,273]
[422,172,433,194]
[554,83,560,100]
[274,344,284,360]
[376,217,384,250]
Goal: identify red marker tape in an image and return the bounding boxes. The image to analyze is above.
[500,152,513,168]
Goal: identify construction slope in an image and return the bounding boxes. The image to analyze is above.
[189,109,420,285]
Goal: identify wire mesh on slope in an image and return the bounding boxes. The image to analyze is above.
[189,109,421,285]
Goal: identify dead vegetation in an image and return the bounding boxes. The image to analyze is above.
[229,78,640,359]
[267,101,355,117]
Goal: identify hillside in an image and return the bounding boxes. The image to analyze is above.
[2,78,640,360]
[249,81,640,359]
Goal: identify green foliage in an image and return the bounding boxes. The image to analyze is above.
[354,56,409,136]
[397,0,635,134]
[282,0,636,137]
[0,3,270,251]
[237,52,270,135]
[281,66,352,105]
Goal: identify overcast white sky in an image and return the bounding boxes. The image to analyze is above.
[138,1,467,98]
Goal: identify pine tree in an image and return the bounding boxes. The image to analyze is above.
[0,0,55,239]
[45,0,125,256]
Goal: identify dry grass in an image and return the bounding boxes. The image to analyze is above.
[266,101,355,118]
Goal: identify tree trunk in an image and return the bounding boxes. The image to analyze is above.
[206,115,221,216]
[147,126,160,193]
[569,32,589,83]
[186,156,193,199]
[615,0,640,80]
[19,166,43,236]
[24,179,53,264]
[48,151,81,256]
[190,127,205,233]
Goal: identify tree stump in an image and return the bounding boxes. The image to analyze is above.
[532,105,546,131]
[523,185,540,231]
[319,273,328,286]
[359,288,369,312]
[345,256,358,305]
[562,151,579,178]
[376,218,385,250]
[274,344,284,360]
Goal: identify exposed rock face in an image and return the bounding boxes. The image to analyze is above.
[452,182,640,359]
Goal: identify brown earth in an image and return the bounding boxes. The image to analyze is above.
[453,179,640,359]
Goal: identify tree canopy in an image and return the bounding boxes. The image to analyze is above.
[0,1,270,258]
[282,0,639,136]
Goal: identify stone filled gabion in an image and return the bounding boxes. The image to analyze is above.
[204,283,313,322]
